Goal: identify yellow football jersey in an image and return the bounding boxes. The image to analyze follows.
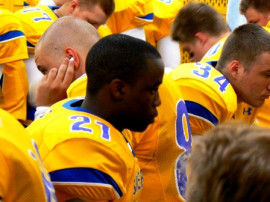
[0,109,56,201]
[0,9,29,121]
[266,21,270,28]
[66,74,87,98]
[14,5,59,53]
[132,74,192,201]
[106,0,153,34]
[169,62,238,135]
[97,24,112,38]
[201,37,260,125]
[254,99,270,128]
[24,0,40,6]
[145,0,183,46]
[27,98,142,201]
[233,102,260,125]
[201,36,228,66]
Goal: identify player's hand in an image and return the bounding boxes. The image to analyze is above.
[35,57,75,106]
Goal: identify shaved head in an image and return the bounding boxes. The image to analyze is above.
[36,16,100,60]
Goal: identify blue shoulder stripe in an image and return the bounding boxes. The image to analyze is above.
[0,30,25,43]
[185,100,218,125]
[27,41,35,48]
[49,167,123,197]
[136,13,154,21]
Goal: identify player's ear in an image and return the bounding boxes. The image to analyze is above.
[69,0,79,14]
[65,47,79,69]
[109,79,127,101]
[195,32,208,45]
[228,60,242,79]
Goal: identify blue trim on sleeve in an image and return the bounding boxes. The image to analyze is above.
[185,100,218,125]
[27,41,35,48]
[137,13,154,21]
[0,31,24,43]
[50,167,123,197]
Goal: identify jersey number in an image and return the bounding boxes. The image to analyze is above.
[70,115,110,141]
[175,99,192,199]
[192,63,230,92]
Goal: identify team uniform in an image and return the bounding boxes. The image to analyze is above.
[14,5,58,121]
[201,37,260,125]
[106,0,154,39]
[0,9,29,121]
[15,5,108,52]
[0,109,56,201]
[14,5,59,53]
[97,24,113,38]
[24,0,40,6]
[66,73,87,98]
[131,74,192,201]
[145,0,182,69]
[254,99,270,128]
[145,0,182,46]
[27,98,143,201]
[169,62,238,135]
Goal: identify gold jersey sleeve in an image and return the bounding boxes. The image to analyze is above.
[66,74,87,98]
[24,0,40,6]
[169,62,238,135]
[145,0,183,46]
[0,109,56,201]
[14,5,58,53]
[0,9,29,121]
[27,98,143,201]
[132,74,192,201]
[106,0,153,33]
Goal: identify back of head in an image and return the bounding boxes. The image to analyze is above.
[187,121,270,202]
[77,0,115,17]
[86,34,162,95]
[36,16,100,60]
[240,0,270,14]
[171,2,229,42]
[217,23,270,71]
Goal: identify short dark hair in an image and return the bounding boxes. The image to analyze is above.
[171,2,229,42]
[217,23,270,71]
[79,0,115,17]
[86,34,162,95]
[187,121,270,202]
[240,0,270,15]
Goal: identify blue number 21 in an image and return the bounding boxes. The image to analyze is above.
[70,115,110,141]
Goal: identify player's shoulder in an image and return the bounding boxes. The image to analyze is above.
[169,62,237,108]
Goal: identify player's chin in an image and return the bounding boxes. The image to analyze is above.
[131,117,156,132]
[252,98,266,108]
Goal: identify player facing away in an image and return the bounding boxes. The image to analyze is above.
[27,34,164,201]
[187,121,270,202]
